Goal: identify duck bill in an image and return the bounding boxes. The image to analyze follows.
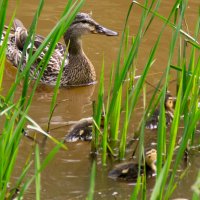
[93,24,118,36]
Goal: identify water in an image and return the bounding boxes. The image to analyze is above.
[2,0,200,199]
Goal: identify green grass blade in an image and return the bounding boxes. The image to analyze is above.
[0,54,6,88]
[35,145,41,200]
[0,0,9,39]
[47,50,68,132]
[86,161,96,200]
[119,87,129,159]
[130,176,141,199]
[93,57,104,151]
[156,89,167,178]
[110,85,122,141]
[192,170,200,199]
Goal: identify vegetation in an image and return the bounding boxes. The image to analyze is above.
[91,0,200,199]
[0,0,199,199]
[0,0,84,199]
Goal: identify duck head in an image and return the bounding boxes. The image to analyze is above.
[64,12,118,54]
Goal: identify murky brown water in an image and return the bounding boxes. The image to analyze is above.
[2,0,200,199]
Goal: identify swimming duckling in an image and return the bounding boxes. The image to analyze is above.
[65,114,104,142]
[65,117,93,142]
[3,13,118,87]
[65,115,104,142]
[108,149,157,181]
[146,93,176,130]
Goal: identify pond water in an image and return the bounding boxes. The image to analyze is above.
[2,0,200,199]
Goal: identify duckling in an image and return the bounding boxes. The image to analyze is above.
[146,93,176,130]
[108,149,157,181]
[65,117,93,142]
[3,13,118,87]
[65,114,105,142]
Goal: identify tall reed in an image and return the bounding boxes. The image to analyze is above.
[92,0,200,199]
[0,0,84,199]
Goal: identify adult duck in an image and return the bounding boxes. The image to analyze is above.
[3,13,118,87]
[108,149,157,181]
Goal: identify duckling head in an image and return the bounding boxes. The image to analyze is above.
[165,93,176,112]
[145,149,157,172]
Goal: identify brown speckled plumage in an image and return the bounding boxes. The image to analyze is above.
[108,149,157,181]
[2,13,118,87]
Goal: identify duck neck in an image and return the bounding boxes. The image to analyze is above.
[62,35,96,86]
[65,36,83,55]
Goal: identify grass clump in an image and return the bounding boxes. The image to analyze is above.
[92,0,200,199]
[0,0,84,199]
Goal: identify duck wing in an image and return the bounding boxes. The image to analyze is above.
[7,19,68,85]
[27,34,68,85]
[13,18,66,54]
[13,18,28,50]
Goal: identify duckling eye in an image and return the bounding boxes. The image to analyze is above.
[80,20,89,24]
[168,100,173,106]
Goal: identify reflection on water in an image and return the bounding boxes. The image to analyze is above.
[2,0,200,199]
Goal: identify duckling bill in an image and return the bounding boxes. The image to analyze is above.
[108,149,157,181]
[3,13,118,87]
